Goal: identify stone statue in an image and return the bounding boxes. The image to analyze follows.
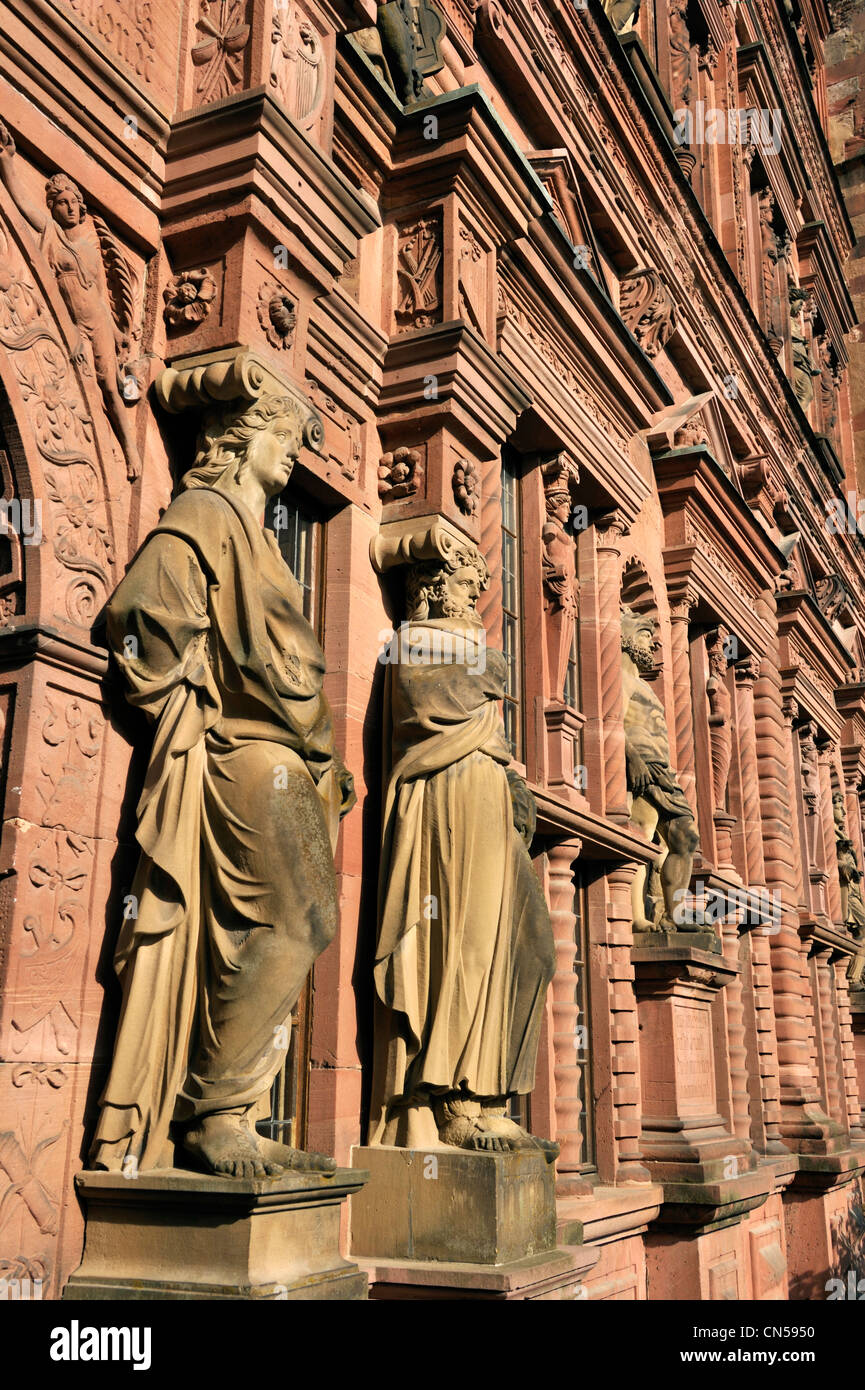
[706,627,733,814]
[603,0,641,33]
[0,121,142,481]
[833,791,865,939]
[90,392,355,1179]
[790,287,818,410]
[353,0,445,106]
[621,606,699,930]
[369,541,558,1156]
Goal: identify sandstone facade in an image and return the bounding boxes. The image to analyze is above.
[0,0,864,1300]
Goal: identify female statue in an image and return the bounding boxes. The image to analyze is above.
[91,393,355,1179]
[0,121,142,481]
[369,542,557,1156]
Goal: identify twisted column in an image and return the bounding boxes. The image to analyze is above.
[734,658,766,887]
[478,452,502,647]
[836,957,864,1139]
[721,912,752,1143]
[547,839,586,1188]
[668,589,699,816]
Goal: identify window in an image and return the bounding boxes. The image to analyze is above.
[563,622,580,712]
[501,447,524,759]
[258,485,325,1151]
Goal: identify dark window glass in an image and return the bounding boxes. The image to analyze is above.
[258,486,324,1149]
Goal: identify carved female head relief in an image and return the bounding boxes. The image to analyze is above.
[44,173,86,228]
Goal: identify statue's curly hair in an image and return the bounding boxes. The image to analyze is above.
[45,174,85,219]
[405,545,489,621]
[182,394,306,492]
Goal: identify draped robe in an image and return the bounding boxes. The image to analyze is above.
[91,485,344,1171]
[369,621,555,1149]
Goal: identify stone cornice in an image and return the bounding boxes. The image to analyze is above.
[163,87,380,291]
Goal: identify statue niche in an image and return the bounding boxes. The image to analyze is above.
[90,391,355,1179]
[370,540,558,1157]
[0,121,142,481]
[621,606,700,931]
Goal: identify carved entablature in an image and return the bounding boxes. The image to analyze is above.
[777,591,849,741]
[656,452,778,662]
[619,267,677,358]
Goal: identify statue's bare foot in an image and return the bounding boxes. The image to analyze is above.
[479,1111,560,1164]
[633,916,657,931]
[255,1137,337,1175]
[183,1115,283,1179]
[437,1114,515,1152]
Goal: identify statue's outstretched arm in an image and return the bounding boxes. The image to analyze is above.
[0,123,47,235]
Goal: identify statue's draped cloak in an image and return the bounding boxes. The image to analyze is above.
[370,623,555,1149]
[92,487,341,1171]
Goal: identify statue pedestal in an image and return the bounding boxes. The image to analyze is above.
[349,1146,596,1299]
[633,940,753,1193]
[63,1168,369,1300]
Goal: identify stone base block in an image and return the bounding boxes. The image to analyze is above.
[350,1145,555,1264]
[349,1146,591,1299]
[63,1167,369,1301]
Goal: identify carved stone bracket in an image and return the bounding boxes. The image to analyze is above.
[370,514,483,574]
[155,347,324,451]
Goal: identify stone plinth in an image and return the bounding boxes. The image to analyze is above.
[350,1146,594,1299]
[63,1168,369,1301]
[633,941,753,1199]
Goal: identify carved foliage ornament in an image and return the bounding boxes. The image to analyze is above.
[378,446,422,500]
[163,269,217,329]
[453,459,480,517]
[619,268,677,358]
[257,281,296,350]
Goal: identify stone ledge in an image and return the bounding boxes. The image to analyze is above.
[557,1182,665,1246]
[357,1247,597,1301]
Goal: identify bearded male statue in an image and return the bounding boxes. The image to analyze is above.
[621,606,699,931]
[369,542,558,1157]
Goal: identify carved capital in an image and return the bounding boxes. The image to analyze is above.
[595,509,630,547]
[734,655,762,686]
[370,515,484,575]
[155,347,323,452]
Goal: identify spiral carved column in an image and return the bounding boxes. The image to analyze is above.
[721,911,752,1143]
[835,957,864,1139]
[734,658,766,886]
[668,589,699,816]
[595,512,630,823]
[478,452,502,647]
[547,839,586,1191]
